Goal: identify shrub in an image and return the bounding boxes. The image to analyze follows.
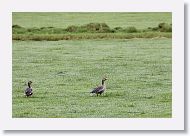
[146,23,172,32]
[12,25,27,34]
[27,27,40,33]
[114,27,123,30]
[64,23,112,33]
[81,23,111,33]
[113,27,123,32]
[65,25,78,32]
[12,24,22,28]
[39,27,66,34]
[158,23,172,32]
[82,23,100,32]
[152,27,159,31]
[124,26,138,33]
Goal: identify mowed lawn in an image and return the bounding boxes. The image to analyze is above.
[12,38,172,118]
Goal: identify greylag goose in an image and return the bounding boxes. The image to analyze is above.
[25,81,33,97]
[90,77,108,96]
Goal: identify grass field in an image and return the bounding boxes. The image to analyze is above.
[12,13,172,41]
[12,38,172,118]
[13,12,171,29]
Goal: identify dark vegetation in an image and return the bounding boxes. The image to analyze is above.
[13,33,172,41]
[147,23,172,32]
[12,22,172,41]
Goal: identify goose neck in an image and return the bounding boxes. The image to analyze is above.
[102,80,105,85]
[28,83,31,88]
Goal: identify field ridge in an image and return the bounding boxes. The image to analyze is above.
[12,22,172,41]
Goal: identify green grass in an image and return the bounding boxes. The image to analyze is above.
[12,12,171,29]
[12,13,172,41]
[12,23,172,35]
[12,38,172,118]
[13,32,172,41]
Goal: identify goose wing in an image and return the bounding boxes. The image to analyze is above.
[25,87,32,94]
[91,85,104,93]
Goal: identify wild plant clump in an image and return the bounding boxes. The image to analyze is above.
[65,23,112,33]
[113,26,138,33]
[13,22,172,34]
[12,22,172,40]
[83,23,111,33]
[124,26,138,33]
[65,25,78,32]
[12,25,27,34]
[158,23,172,32]
[12,24,22,28]
[147,23,172,32]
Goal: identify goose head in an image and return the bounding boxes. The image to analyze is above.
[102,77,108,81]
[28,81,32,87]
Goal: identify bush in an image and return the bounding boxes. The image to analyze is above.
[158,23,172,32]
[64,23,112,33]
[146,23,172,32]
[124,26,138,33]
[113,27,123,32]
[152,27,159,31]
[27,27,40,33]
[39,27,66,34]
[114,27,123,30]
[65,25,78,32]
[12,24,22,28]
[12,25,27,34]
[81,23,111,33]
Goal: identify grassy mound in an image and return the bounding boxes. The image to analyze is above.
[66,23,112,33]
[147,23,172,32]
